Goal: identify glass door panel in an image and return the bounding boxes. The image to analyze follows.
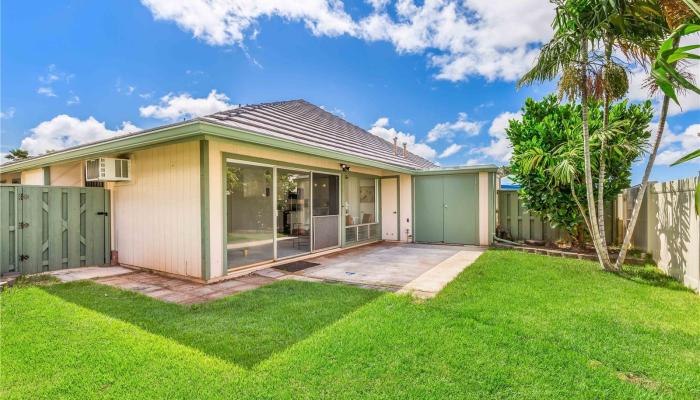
[312,173,340,250]
[226,161,274,269]
[276,169,311,258]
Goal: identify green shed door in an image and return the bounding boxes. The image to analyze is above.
[414,174,479,245]
[443,174,478,245]
[414,176,444,243]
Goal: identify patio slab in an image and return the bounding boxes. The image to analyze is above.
[54,242,483,304]
[299,243,479,292]
[93,271,272,304]
[397,247,484,298]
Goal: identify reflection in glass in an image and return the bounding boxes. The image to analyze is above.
[226,162,274,269]
[276,169,311,258]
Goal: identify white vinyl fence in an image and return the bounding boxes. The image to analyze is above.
[618,177,700,293]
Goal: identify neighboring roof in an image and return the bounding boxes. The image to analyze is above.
[202,100,435,169]
[499,184,521,190]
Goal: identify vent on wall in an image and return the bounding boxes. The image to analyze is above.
[85,158,131,181]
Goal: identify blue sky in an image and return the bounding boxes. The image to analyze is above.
[1,0,698,183]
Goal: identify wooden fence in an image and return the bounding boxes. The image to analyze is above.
[497,189,616,244]
[0,185,110,275]
[498,177,699,293]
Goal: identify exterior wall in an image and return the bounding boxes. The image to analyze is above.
[207,138,396,279]
[643,178,699,292]
[399,174,412,241]
[111,141,202,278]
[0,172,21,184]
[20,168,44,185]
[50,161,83,187]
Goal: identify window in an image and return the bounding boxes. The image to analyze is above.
[344,176,377,226]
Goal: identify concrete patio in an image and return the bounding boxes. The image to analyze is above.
[51,242,484,304]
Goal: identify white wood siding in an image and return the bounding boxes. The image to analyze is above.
[112,141,202,278]
[50,161,83,187]
[20,168,44,185]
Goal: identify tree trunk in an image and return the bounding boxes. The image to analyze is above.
[580,35,613,270]
[597,39,613,254]
[614,37,680,270]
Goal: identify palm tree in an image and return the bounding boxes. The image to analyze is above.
[4,148,29,161]
[519,0,656,269]
[615,0,700,268]
[519,0,667,270]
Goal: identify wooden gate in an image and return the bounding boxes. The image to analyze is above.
[0,185,110,275]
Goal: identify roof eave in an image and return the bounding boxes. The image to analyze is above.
[0,120,203,173]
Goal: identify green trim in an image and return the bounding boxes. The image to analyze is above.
[42,167,51,185]
[488,172,495,244]
[221,151,341,175]
[105,189,111,264]
[221,153,228,276]
[200,140,211,281]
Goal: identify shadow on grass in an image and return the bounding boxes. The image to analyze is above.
[42,279,382,369]
[616,264,693,292]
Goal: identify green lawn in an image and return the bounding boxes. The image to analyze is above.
[2,250,699,399]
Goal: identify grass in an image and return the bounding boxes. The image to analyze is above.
[2,250,699,399]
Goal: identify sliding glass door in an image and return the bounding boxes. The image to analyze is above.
[226,161,274,269]
[225,160,340,271]
[276,169,311,259]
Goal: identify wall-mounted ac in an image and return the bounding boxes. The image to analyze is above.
[85,158,131,181]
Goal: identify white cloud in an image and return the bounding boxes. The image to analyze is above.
[141,0,554,82]
[1,107,15,119]
[366,0,390,10]
[465,158,480,166]
[426,112,481,142]
[656,123,700,166]
[37,87,57,97]
[20,115,140,155]
[67,94,80,105]
[474,111,521,163]
[368,116,437,160]
[141,0,356,45]
[37,65,73,98]
[439,143,462,158]
[139,89,235,121]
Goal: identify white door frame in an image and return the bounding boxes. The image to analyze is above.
[380,176,399,241]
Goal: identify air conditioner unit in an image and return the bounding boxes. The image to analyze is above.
[85,158,131,181]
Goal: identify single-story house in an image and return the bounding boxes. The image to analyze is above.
[0,100,496,282]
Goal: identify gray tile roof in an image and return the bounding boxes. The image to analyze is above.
[202,99,436,170]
